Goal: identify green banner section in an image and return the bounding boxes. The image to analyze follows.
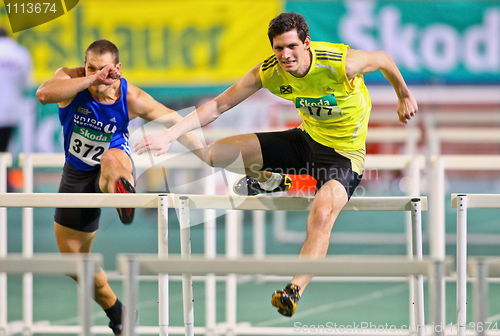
[287,0,500,84]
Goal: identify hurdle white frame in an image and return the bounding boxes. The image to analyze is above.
[16,151,425,334]
[0,153,12,335]
[16,152,215,335]
[427,129,500,263]
[0,254,101,336]
[17,134,425,249]
[427,125,500,334]
[0,193,430,336]
[118,254,452,336]
[452,194,500,336]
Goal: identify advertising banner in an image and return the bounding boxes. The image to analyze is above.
[1,0,281,85]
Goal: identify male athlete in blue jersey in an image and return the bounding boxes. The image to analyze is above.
[36,40,203,335]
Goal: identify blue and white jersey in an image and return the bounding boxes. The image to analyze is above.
[59,78,130,171]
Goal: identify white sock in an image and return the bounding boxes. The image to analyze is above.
[258,173,283,191]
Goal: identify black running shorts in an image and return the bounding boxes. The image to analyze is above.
[256,128,362,198]
[0,127,14,152]
[54,162,101,232]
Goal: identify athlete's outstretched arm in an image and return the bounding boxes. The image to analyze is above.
[127,84,206,155]
[135,64,263,155]
[36,65,121,106]
[345,49,418,124]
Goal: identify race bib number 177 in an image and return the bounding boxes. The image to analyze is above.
[69,125,112,166]
[296,94,343,121]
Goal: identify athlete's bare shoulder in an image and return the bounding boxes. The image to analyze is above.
[126,82,144,104]
[126,82,152,119]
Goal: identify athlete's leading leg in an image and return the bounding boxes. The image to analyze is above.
[294,179,348,289]
[99,148,134,192]
[99,148,135,224]
[271,179,348,316]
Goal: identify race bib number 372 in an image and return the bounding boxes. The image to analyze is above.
[69,125,112,166]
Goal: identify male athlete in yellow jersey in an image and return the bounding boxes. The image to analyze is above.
[135,13,418,317]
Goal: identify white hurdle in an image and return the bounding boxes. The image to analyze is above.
[0,254,101,336]
[178,196,194,336]
[451,194,500,336]
[169,194,430,336]
[0,193,433,336]
[15,152,213,335]
[426,153,500,334]
[118,254,452,336]
[0,153,12,335]
[16,148,424,334]
[467,257,500,336]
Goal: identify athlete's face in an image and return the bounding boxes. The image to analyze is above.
[85,51,121,92]
[272,29,311,77]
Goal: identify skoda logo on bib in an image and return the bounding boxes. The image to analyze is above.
[69,125,112,166]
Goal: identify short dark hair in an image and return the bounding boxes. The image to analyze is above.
[268,13,309,46]
[85,39,119,64]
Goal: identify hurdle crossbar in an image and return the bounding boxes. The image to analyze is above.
[0,254,101,336]
[118,255,448,277]
[17,152,427,245]
[0,253,101,275]
[118,255,450,336]
[18,152,427,170]
[436,128,500,143]
[18,152,207,169]
[451,193,500,209]
[0,193,427,211]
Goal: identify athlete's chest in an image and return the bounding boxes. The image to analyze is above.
[268,65,344,97]
[70,96,127,133]
[268,70,346,120]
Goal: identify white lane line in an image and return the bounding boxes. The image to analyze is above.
[487,313,500,322]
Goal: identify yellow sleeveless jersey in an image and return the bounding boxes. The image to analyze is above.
[259,41,372,152]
